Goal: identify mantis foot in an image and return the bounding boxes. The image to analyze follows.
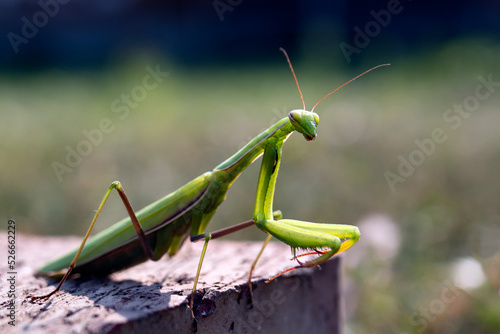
[25,290,57,303]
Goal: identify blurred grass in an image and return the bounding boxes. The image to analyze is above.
[1,38,500,333]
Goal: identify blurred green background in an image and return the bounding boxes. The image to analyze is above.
[1,1,500,333]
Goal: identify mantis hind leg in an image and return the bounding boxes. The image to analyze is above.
[27,181,157,302]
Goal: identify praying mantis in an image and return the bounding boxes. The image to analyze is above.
[28,49,388,312]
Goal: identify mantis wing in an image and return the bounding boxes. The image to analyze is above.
[37,172,215,275]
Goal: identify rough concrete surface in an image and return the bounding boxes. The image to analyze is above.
[0,232,341,333]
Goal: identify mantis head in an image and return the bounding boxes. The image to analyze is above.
[280,47,390,141]
[288,110,319,141]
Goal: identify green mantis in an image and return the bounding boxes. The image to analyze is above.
[28,49,388,312]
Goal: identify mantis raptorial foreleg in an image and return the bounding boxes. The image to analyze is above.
[251,142,360,277]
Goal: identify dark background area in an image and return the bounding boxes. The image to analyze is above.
[1,0,499,68]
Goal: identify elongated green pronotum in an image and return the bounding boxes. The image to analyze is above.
[28,49,388,311]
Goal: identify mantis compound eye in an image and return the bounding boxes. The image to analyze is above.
[313,113,319,126]
[288,109,303,124]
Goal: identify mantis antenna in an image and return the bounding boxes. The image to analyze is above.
[279,47,390,113]
[280,47,306,111]
[311,63,391,113]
